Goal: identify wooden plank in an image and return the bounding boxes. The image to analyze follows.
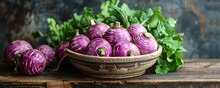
[0,60,64,88]
[0,82,47,88]
[70,81,220,88]
[1,59,220,87]
[59,59,220,81]
[59,59,220,88]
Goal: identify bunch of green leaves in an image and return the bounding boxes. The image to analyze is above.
[32,18,76,47]
[95,0,186,74]
[32,7,95,47]
[32,0,186,74]
[145,7,186,74]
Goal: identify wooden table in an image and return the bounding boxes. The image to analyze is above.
[0,59,220,88]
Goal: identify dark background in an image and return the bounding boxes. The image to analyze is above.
[0,0,219,59]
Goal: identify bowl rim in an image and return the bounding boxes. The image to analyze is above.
[67,45,162,63]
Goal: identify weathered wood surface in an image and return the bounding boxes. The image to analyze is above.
[1,59,220,88]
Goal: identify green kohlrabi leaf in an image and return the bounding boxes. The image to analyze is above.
[155,65,168,75]
[167,18,176,28]
[110,0,119,6]
[31,31,45,39]
[100,0,110,18]
[121,3,134,17]
[167,57,174,62]
[146,8,154,17]
[159,37,181,51]
[147,15,159,28]
[157,21,167,36]
[175,52,184,66]
[73,13,82,22]
[172,33,184,42]
[110,5,130,28]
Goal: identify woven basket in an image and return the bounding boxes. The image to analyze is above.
[67,45,162,79]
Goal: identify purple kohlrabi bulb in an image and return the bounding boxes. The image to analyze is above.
[86,19,110,40]
[69,35,90,54]
[128,24,147,38]
[5,40,33,68]
[113,41,140,57]
[87,38,112,57]
[133,32,158,54]
[104,22,131,46]
[55,42,69,62]
[36,45,54,66]
[21,49,46,75]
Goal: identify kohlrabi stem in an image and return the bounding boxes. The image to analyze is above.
[115,22,121,28]
[141,18,149,25]
[144,32,152,38]
[90,19,96,26]
[112,5,130,28]
[127,50,136,56]
[98,47,106,56]
[75,29,79,36]
[13,54,21,72]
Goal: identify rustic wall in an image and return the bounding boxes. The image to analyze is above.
[0,0,220,59]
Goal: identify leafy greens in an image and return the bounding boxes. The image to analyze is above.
[32,0,186,74]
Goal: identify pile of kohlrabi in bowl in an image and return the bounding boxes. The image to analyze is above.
[68,20,158,57]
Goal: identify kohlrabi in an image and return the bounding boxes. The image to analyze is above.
[87,38,112,56]
[133,32,158,54]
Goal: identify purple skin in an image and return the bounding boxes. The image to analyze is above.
[5,40,33,68]
[104,22,131,46]
[69,35,90,54]
[128,24,147,38]
[36,45,54,66]
[87,38,112,57]
[55,42,69,62]
[21,49,46,75]
[113,41,140,57]
[86,19,110,40]
[133,32,158,54]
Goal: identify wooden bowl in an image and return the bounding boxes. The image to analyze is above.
[67,45,162,79]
